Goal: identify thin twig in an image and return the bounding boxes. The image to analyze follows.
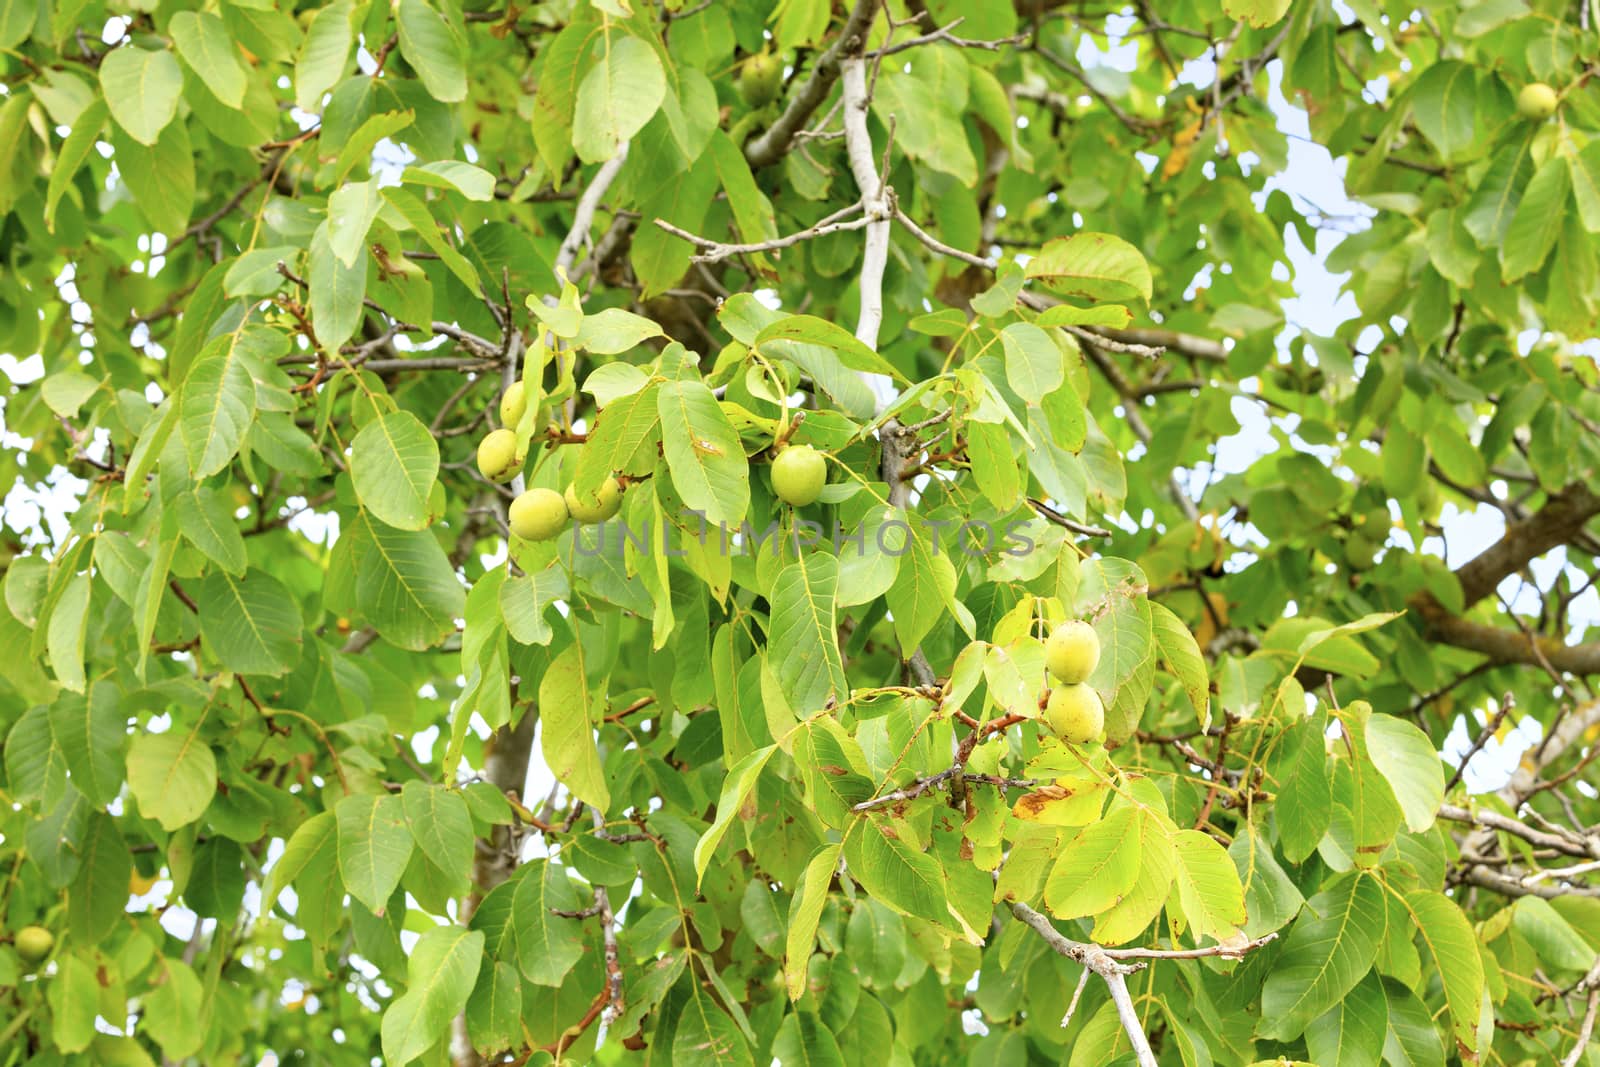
[653,203,874,264]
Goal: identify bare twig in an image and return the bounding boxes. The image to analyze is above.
[556,144,632,282]
[1027,498,1114,538]
[894,207,996,269]
[867,17,1026,58]
[1446,693,1514,793]
[1563,988,1600,1067]
[653,202,874,264]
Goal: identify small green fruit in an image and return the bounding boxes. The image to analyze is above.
[565,477,622,523]
[771,444,826,507]
[500,381,527,427]
[1044,621,1100,684]
[1045,684,1104,745]
[1346,532,1382,571]
[477,429,521,484]
[15,925,53,967]
[509,487,569,542]
[1517,82,1558,120]
[739,51,783,109]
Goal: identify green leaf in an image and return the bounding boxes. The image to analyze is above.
[180,334,258,479]
[49,685,125,808]
[401,782,474,896]
[1408,61,1476,161]
[380,925,485,1066]
[1273,715,1333,863]
[262,810,335,914]
[395,0,467,103]
[511,860,586,985]
[1381,977,1446,1067]
[402,160,495,201]
[1170,828,1246,943]
[1305,970,1387,1067]
[328,512,465,651]
[294,0,352,112]
[573,33,666,164]
[382,185,482,292]
[1150,601,1210,727]
[754,315,903,381]
[1570,141,1600,233]
[336,792,415,913]
[1363,713,1445,833]
[45,571,89,694]
[195,569,303,675]
[30,787,90,888]
[49,952,99,1052]
[41,372,98,420]
[351,410,440,531]
[99,45,183,144]
[69,812,129,944]
[1257,873,1387,1041]
[1464,133,1534,248]
[538,641,611,810]
[656,377,749,527]
[845,818,950,925]
[885,517,958,657]
[309,221,368,350]
[327,179,382,269]
[1403,890,1483,1055]
[112,119,195,235]
[710,128,778,245]
[46,98,107,231]
[175,488,248,575]
[170,11,247,108]
[1044,806,1141,918]
[1511,896,1595,973]
[0,0,33,48]
[1501,155,1570,281]
[768,554,848,718]
[1025,233,1153,303]
[694,744,778,887]
[673,985,755,1067]
[1221,0,1291,27]
[1091,810,1177,944]
[498,568,565,648]
[126,728,218,831]
[785,843,842,999]
[577,307,666,354]
[7,704,66,807]
[142,958,205,1057]
[466,960,521,1055]
[771,1010,844,1067]
[999,322,1064,404]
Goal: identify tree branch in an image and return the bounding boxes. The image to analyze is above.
[653,202,873,263]
[744,0,881,169]
[1453,484,1600,609]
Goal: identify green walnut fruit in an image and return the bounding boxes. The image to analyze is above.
[1045,621,1100,684]
[771,444,826,507]
[509,487,569,541]
[565,477,622,523]
[15,925,53,967]
[1045,684,1105,745]
[500,381,527,427]
[1517,82,1558,120]
[477,429,522,484]
[1345,532,1382,571]
[739,51,783,109]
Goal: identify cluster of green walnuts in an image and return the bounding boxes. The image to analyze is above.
[1042,621,1105,744]
[473,383,832,541]
[475,383,624,540]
